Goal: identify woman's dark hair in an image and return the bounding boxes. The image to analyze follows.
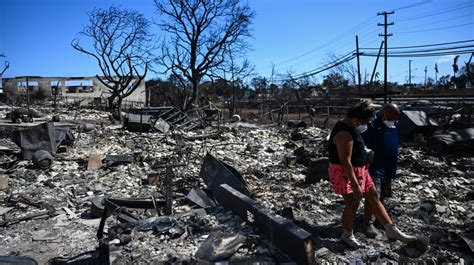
[347,99,374,120]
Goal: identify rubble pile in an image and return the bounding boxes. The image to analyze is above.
[0,107,472,264]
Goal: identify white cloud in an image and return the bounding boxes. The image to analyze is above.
[435,55,456,64]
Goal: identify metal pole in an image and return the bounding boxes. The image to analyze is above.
[370,41,384,85]
[383,13,388,104]
[409,60,412,85]
[424,66,427,87]
[26,77,30,110]
[356,35,361,95]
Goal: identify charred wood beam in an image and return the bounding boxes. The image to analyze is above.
[96,197,166,239]
[0,208,56,227]
[184,132,220,140]
[216,184,315,265]
[165,167,173,215]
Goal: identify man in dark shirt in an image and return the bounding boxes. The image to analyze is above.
[362,103,400,238]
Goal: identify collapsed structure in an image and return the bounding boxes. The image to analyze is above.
[0,97,472,264]
[1,76,146,108]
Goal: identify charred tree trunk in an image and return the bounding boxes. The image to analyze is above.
[108,94,117,110]
[117,96,124,122]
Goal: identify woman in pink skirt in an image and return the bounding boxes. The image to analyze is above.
[328,100,416,248]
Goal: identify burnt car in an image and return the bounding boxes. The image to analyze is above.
[9,108,34,123]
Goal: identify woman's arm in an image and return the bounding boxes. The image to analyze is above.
[334,131,363,199]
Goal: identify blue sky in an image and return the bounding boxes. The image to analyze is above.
[0,0,473,85]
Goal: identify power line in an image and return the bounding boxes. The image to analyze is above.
[361,49,474,57]
[260,1,473,82]
[360,39,474,50]
[370,45,474,54]
[290,34,378,74]
[360,44,474,55]
[267,16,378,68]
[397,2,474,22]
[394,22,474,34]
[272,51,356,82]
[393,0,432,11]
[288,51,355,79]
[398,12,473,27]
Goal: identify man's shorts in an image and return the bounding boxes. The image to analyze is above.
[328,163,374,195]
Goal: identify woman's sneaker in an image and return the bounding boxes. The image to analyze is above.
[384,224,417,242]
[341,229,363,248]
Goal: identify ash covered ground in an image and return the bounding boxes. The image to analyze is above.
[0,107,472,264]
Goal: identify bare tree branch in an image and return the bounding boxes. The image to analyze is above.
[154,0,254,110]
[71,6,154,119]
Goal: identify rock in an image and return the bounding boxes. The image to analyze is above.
[125,140,134,148]
[0,175,8,189]
[87,154,102,170]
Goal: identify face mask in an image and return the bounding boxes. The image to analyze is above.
[383,120,396,128]
[355,124,367,134]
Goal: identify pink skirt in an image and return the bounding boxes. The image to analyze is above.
[328,163,374,195]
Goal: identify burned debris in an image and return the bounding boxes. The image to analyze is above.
[0,99,471,265]
[124,107,210,133]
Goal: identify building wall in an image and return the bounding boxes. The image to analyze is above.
[1,76,146,103]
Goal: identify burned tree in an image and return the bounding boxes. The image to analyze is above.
[72,6,153,119]
[0,53,10,76]
[215,51,254,117]
[327,53,357,86]
[464,53,474,85]
[154,0,254,110]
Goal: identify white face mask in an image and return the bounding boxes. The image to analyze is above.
[383,120,396,128]
[355,124,368,134]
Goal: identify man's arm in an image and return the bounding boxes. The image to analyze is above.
[362,121,375,149]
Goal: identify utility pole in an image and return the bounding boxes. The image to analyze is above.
[377,11,394,104]
[356,35,361,95]
[26,77,30,111]
[409,60,412,86]
[424,66,427,87]
[370,41,385,85]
